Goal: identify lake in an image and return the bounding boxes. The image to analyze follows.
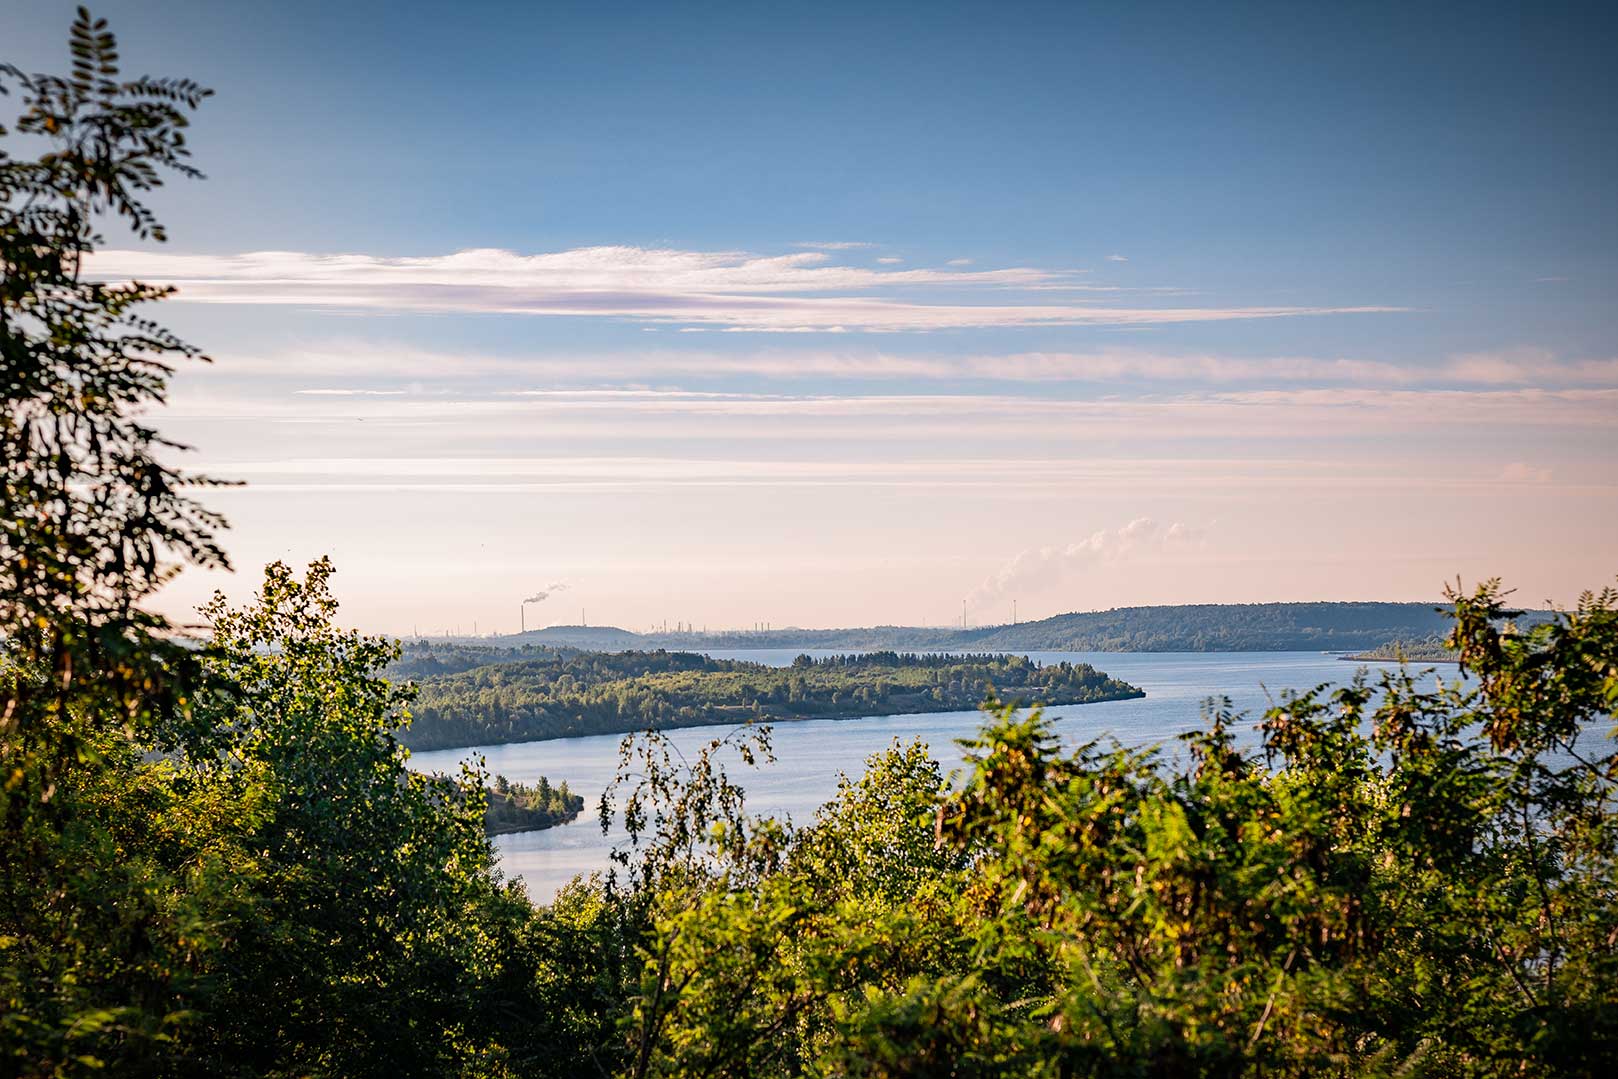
[408,649,1451,901]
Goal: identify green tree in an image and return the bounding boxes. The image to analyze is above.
[179,560,519,1074]
[1,6,224,742]
[0,17,614,1077]
[2,11,227,1072]
[620,583,1618,1078]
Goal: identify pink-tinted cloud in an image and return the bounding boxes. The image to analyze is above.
[202,342,1618,389]
[84,246,1399,331]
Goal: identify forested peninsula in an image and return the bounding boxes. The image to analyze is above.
[399,650,1143,750]
[1342,636,1460,663]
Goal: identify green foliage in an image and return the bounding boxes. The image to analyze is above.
[603,721,784,897]
[2,13,225,1072]
[402,650,1142,750]
[615,582,1618,1078]
[178,560,511,1074]
[1,5,225,738]
[387,640,581,680]
[1,16,607,1076]
[171,561,627,1077]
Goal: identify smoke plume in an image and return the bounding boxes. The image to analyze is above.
[523,582,569,604]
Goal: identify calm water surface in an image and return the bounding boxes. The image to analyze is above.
[408,650,1449,901]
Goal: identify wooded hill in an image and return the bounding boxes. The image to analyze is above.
[501,600,1541,653]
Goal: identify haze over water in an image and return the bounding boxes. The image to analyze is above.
[410,650,1451,901]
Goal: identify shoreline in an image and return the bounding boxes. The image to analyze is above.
[485,809,585,838]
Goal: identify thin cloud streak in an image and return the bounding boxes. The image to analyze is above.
[167,385,1618,422]
[84,246,1400,331]
[201,342,1618,389]
[162,385,1618,448]
[195,456,1609,496]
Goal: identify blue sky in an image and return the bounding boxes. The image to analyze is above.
[7,1,1615,632]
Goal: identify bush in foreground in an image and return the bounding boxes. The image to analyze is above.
[616,583,1618,1078]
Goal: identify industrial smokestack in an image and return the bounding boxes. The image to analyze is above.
[520,582,569,633]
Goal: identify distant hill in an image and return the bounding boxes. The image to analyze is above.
[386,641,579,680]
[950,602,1463,652]
[512,625,645,649]
[469,601,1548,655]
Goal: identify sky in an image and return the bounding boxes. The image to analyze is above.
[7,0,1617,634]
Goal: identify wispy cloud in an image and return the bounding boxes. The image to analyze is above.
[955,348,1618,386]
[967,518,1203,617]
[294,388,408,396]
[195,455,1592,498]
[945,257,973,266]
[205,341,1618,389]
[1498,462,1553,484]
[792,241,875,250]
[165,381,1618,441]
[1440,347,1618,385]
[85,245,1400,332]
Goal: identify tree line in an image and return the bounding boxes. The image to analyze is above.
[388,641,582,681]
[1343,636,1460,663]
